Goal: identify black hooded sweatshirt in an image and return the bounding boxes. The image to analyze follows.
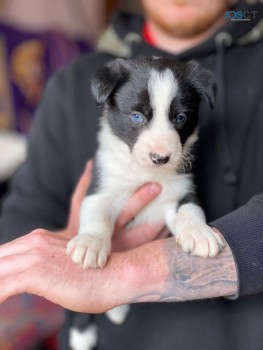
[1,2,263,349]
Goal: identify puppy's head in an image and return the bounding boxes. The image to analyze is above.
[92,57,216,170]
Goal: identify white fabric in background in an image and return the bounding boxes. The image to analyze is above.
[0,132,26,182]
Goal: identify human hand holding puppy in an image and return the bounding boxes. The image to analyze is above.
[61,160,168,249]
[0,161,236,312]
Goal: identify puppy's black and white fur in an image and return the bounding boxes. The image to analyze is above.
[67,57,223,349]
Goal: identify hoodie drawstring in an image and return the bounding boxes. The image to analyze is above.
[214,32,237,185]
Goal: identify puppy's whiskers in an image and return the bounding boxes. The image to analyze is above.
[178,152,193,173]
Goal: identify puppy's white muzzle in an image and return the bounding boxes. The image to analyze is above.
[132,129,182,169]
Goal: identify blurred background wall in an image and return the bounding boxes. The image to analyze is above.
[0,0,105,43]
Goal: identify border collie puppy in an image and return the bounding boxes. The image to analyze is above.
[67,57,222,268]
[66,57,223,350]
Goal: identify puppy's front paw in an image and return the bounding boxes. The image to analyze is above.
[66,234,111,269]
[176,224,223,258]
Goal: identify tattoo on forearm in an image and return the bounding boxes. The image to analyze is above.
[161,238,237,301]
[132,237,237,303]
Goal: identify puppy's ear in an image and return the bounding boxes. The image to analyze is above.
[187,60,217,109]
[91,58,129,106]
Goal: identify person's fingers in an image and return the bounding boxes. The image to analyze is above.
[155,227,170,240]
[115,183,162,231]
[0,253,62,305]
[70,160,93,209]
[0,245,50,304]
[0,231,117,313]
[0,235,32,259]
[66,160,93,235]
[0,253,38,276]
[0,271,32,304]
[0,244,26,261]
[112,222,165,252]
[0,229,66,259]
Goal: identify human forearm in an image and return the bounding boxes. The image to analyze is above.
[120,234,237,305]
[0,229,237,313]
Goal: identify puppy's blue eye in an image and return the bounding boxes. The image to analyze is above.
[131,113,144,124]
[175,113,186,125]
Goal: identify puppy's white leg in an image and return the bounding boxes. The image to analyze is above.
[67,194,115,269]
[166,202,223,258]
[69,324,98,350]
[106,305,130,325]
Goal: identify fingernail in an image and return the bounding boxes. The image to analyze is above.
[149,183,162,195]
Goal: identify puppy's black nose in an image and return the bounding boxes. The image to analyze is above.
[150,153,170,165]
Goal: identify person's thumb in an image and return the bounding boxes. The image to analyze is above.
[67,160,93,235]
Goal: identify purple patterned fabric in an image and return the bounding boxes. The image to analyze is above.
[0,294,64,349]
[0,22,90,133]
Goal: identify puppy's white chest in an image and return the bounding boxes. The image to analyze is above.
[127,174,192,227]
[99,155,192,226]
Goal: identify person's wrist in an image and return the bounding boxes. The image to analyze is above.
[56,228,72,239]
[99,253,139,309]
[112,240,169,305]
